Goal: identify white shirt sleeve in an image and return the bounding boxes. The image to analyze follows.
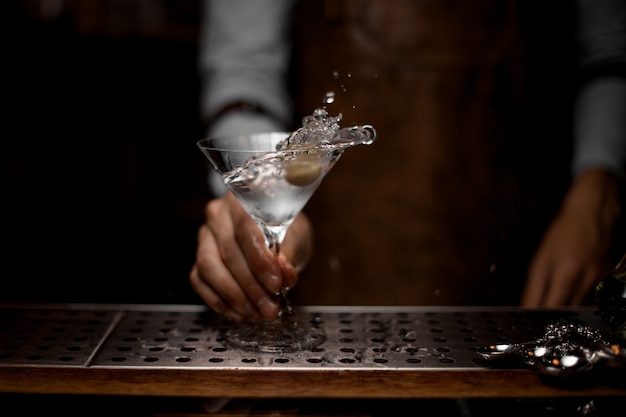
[573,0,626,179]
[198,0,295,137]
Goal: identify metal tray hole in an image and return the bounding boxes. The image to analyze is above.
[124,337,140,342]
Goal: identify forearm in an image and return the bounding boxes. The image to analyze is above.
[562,168,622,227]
[572,77,626,180]
[199,0,294,131]
[573,0,626,179]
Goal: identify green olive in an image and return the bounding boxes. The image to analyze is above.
[285,159,322,186]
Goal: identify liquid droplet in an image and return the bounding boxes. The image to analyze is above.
[323,91,335,104]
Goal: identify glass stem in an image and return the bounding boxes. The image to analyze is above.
[260,223,288,256]
[259,222,293,316]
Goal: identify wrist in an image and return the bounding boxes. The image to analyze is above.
[205,101,289,132]
[565,168,623,226]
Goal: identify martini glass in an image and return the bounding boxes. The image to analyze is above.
[197,111,376,352]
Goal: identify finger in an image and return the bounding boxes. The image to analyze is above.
[569,271,595,306]
[189,264,243,322]
[195,220,264,320]
[520,254,548,307]
[282,212,314,274]
[226,193,284,295]
[540,270,573,307]
[568,265,605,305]
[538,258,586,307]
[210,196,281,319]
[278,254,299,290]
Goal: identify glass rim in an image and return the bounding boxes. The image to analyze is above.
[196,131,291,153]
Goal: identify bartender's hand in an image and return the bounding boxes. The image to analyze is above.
[521,169,623,307]
[190,192,314,322]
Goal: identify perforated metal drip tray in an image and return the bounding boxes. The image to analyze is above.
[0,304,601,370]
[3,303,623,398]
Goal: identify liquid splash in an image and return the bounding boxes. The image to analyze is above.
[277,108,376,151]
[227,108,376,189]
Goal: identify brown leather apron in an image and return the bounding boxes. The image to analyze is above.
[288,0,575,306]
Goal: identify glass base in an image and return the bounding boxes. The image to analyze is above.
[225,315,325,353]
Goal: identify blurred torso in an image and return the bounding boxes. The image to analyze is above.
[289,0,575,306]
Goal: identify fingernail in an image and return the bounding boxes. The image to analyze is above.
[261,272,280,292]
[257,296,278,319]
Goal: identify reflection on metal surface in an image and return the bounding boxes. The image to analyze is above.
[0,304,605,371]
[477,319,626,378]
[596,253,626,342]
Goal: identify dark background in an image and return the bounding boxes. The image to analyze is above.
[2,1,209,304]
[2,1,624,307]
